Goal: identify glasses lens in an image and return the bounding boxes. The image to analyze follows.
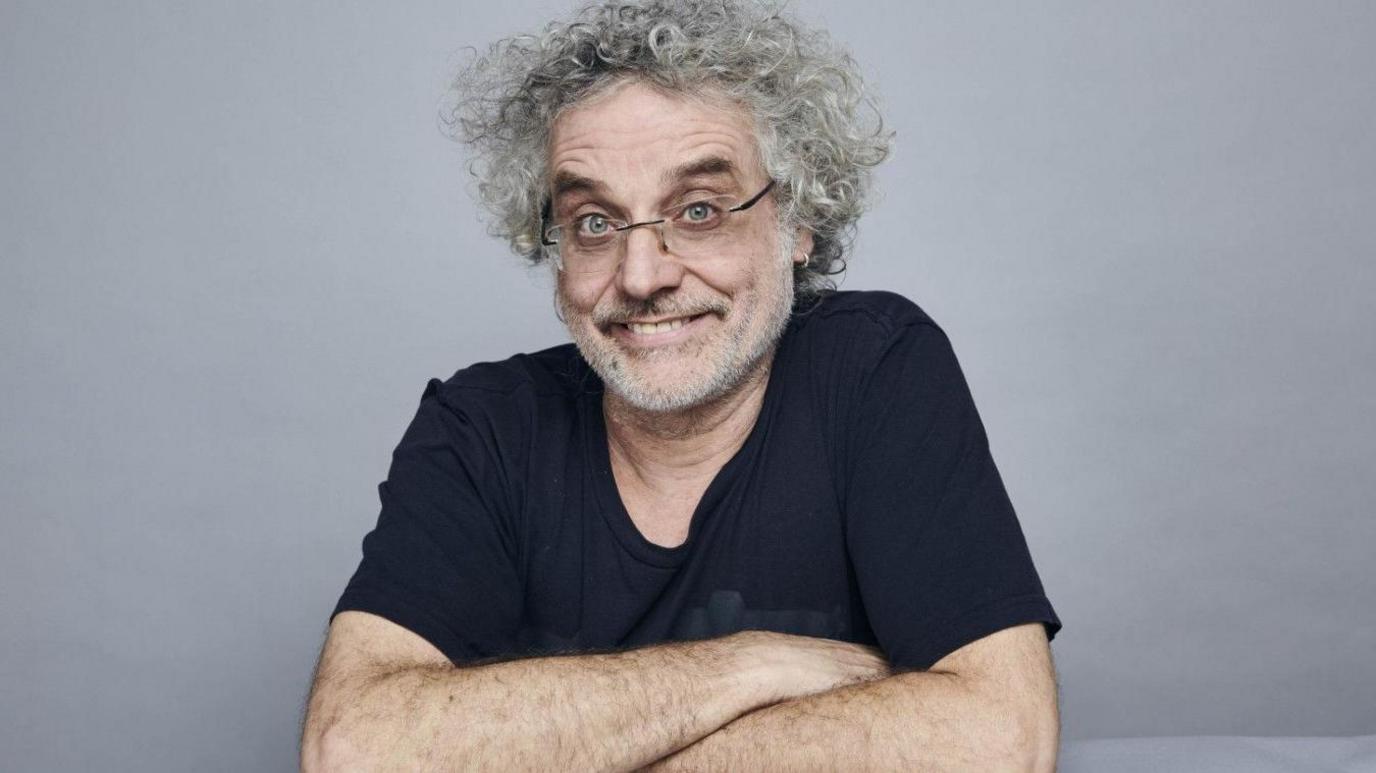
[663,196,741,258]
[547,185,766,272]
[559,243,620,274]
[665,219,736,258]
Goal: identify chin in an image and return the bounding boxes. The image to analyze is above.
[611,342,772,413]
[587,355,717,413]
[610,376,722,413]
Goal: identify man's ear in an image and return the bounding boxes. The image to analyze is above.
[551,280,567,324]
[793,229,815,266]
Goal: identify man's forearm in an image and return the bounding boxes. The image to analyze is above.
[305,636,773,772]
[641,670,1047,772]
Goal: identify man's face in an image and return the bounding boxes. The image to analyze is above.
[548,80,809,414]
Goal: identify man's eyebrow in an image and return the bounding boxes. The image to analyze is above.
[548,156,739,205]
[551,170,606,199]
[661,156,739,186]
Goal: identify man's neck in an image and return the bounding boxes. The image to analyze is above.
[602,348,776,493]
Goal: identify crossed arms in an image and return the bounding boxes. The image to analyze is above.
[300,612,1059,771]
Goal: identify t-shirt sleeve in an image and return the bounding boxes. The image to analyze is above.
[330,378,523,666]
[843,319,1061,671]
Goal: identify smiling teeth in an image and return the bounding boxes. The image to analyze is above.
[628,317,690,335]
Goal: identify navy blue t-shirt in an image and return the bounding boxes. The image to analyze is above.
[331,290,1061,670]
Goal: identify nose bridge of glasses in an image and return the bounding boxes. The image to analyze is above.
[619,216,670,252]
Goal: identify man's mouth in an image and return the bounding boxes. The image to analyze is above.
[622,314,703,335]
[611,313,711,344]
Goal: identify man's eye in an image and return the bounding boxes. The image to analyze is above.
[681,202,719,224]
[577,214,611,235]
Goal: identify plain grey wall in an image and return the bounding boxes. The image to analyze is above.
[3,0,1373,769]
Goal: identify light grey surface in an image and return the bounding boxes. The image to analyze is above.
[3,1,1374,770]
[1062,734,1376,773]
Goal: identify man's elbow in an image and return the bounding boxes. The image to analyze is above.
[302,717,374,773]
[300,717,346,773]
[301,689,378,773]
[970,681,1059,773]
[299,728,328,773]
[1024,726,1060,773]
[1011,702,1060,773]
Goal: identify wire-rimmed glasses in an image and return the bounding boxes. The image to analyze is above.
[540,179,776,274]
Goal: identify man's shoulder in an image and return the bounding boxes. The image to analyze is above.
[799,289,941,340]
[421,342,594,417]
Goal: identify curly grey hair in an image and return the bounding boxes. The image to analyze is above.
[445,0,891,302]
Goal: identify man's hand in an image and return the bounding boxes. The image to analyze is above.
[728,630,893,705]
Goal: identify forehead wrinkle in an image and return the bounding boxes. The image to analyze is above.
[547,86,762,208]
[547,79,762,179]
[550,135,749,202]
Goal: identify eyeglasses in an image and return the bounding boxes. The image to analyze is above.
[540,179,776,274]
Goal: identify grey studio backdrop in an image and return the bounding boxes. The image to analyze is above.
[3,0,1374,770]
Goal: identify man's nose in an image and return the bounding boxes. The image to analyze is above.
[615,223,684,300]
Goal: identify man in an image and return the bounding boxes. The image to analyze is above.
[302,1,1063,769]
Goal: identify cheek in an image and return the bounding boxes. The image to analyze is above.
[557,279,605,317]
[698,243,772,296]
[697,264,751,298]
